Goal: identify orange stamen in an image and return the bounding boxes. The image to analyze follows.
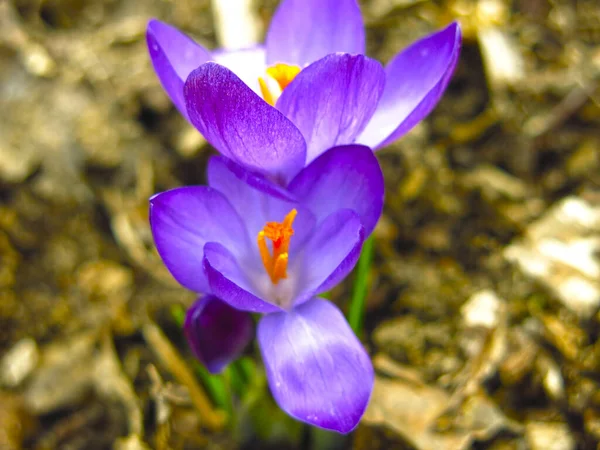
[272,253,289,282]
[258,63,301,106]
[257,209,297,284]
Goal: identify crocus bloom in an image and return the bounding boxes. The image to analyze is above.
[150,144,384,432]
[147,0,462,184]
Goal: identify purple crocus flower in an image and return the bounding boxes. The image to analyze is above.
[147,0,461,184]
[150,144,384,433]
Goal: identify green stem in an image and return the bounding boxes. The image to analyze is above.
[347,236,374,336]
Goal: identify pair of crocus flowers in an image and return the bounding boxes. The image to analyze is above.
[147,0,461,433]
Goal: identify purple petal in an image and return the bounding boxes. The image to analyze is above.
[184,63,307,184]
[277,54,385,163]
[289,145,384,235]
[203,242,283,314]
[293,209,364,306]
[213,46,266,95]
[358,22,462,148]
[184,296,253,374]
[146,19,212,121]
[266,0,365,67]
[258,298,373,433]
[207,156,315,253]
[149,186,248,293]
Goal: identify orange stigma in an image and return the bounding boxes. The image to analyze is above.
[258,63,301,106]
[257,209,297,284]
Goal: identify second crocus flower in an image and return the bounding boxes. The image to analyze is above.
[147,0,461,184]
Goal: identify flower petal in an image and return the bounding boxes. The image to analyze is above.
[146,19,212,121]
[203,242,283,313]
[277,54,385,163]
[289,145,384,235]
[358,22,462,148]
[184,63,307,184]
[184,295,253,374]
[258,298,373,433]
[266,0,365,67]
[293,209,364,305]
[213,46,266,95]
[149,186,248,293]
[207,156,315,253]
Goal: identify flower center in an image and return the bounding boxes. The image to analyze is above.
[258,63,301,106]
[257,209,297,285]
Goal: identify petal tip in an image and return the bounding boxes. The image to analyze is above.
[447,21,463,46]
[145,18,175,45]
[146,18,160,31]
[146,18,180,36]
[259,299,374,433]
[295,377,373,433]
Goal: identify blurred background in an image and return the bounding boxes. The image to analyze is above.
[0,0,599,448]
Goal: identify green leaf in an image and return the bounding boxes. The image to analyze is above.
[170,304,186,327]
[194,362,232,416]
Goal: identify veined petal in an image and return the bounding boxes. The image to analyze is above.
[266,0,365,67]
[146,19,212,121]
[204,242,283,314]
[258,298,373,433]
[289,145,384,235]
[149,186,248,293]
[358,22,462,149]
[293,209,364,306]
[277,54,385,163]
[184,296,253,374]
[184,63,307,184]
[213,46,266,95]
[207,156,315,253]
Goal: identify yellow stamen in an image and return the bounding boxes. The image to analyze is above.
[267,64,301,90]
[256,209,297,284]
[258,63,301,106]
[258,78,276,107]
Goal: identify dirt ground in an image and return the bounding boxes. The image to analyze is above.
[0,0,599,449]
